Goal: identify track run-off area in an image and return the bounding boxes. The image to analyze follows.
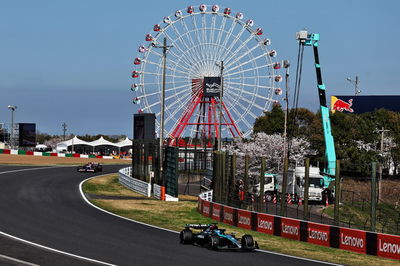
[0,165,339,265]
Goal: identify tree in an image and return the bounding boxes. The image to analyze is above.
[225,133,315,182]
[253,104,284,134]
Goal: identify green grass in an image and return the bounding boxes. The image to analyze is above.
[83,174,400,266]
[324,201,400,234]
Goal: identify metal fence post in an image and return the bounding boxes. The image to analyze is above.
[280,157,288,217]
[304,158,310,221]
[259,157,266,212]
[244,155,249,206]
[230,153,237,206]
[334,160,341,226]
[371,162,377,232]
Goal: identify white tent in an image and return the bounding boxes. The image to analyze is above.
[88,136,118,147]
[56,136,132,154]
[57,136,90,147]
[116,137,132,148]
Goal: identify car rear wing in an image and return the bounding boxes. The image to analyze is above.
[185,223,217,229]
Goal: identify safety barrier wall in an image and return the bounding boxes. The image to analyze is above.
[197,196,400,260]
[118,167,151,197]
[0,148,114,159]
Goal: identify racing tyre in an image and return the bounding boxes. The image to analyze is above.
[180,229,193,244]
[241,234,254,250]
[209,235,220,250]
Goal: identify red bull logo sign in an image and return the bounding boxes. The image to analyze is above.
[331,96,354,113]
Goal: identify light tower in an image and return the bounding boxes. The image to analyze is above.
[7,105,17,149]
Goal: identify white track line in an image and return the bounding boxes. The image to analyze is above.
[0,166,116,266]
[79,175,178,234]
[80,175,342,266]
[0,254,39,266]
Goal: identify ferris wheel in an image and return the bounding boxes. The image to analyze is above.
[131,4,282,141]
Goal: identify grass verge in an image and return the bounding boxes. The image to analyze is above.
[83,174,400,266]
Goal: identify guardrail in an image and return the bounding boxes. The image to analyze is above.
[198,192,400,261]
[119,167,151,197]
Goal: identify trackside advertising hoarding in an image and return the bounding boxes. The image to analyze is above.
[223,206,234,225]
[256,213,274,235]
[202,201,211,217]
[281,217,300,241]
[307,222,330,247]
[237,210,252,230]
[197,197,400,260]
[212,203,221,221]
[340,228,366,254]
[377,233,400,260]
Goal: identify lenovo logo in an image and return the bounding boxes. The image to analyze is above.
[258,219,273,230]
[203,206,209,215]
[224,212,233,222]
[341,234,364,248]
[282,223,299,236]
[308,229,328,241]
[238,216,251,226]
[379,240,400,255]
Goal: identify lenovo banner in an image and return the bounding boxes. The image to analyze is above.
[223,206,234,225]
[237,210,252,230]
[212,203,221,221]
[281,218,300,241]
[256,213,274,235]
[340,228,366,254]
[377,233,400,260]
[202,201,211,217]
[307,222,330,247]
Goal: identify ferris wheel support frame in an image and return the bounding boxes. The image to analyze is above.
[169,90,241,146]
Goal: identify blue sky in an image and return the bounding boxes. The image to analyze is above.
[0,0,398,136]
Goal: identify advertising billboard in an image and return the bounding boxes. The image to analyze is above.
[331,95,400,114]
[18,123,36,147]
[203,77,222,97]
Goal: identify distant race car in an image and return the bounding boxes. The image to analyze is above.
[179,223,257,251]
[77,163,103,173]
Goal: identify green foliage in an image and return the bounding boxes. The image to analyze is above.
[254,104,284,134]
[253,107,400,177]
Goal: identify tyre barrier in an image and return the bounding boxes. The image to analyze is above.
[197,197,400,260]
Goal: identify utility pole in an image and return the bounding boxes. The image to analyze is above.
[377,127,389,202]
[371,162,377,231]
[218,61,224,151]
[282,60,290,164]
[62,122,67,141]
[346,75,361,95]
[153,37,173,186]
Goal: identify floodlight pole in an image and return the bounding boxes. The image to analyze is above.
[62,122,67,141]
[217,61,224,151]
[7,105,17,149]
[346,75,361,95]
[154,37,173,185]
[282,60,290,165]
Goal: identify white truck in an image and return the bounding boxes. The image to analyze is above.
[255,166,325,204]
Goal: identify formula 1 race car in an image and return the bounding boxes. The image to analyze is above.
[179,223,257,251]
[77,162,103,173]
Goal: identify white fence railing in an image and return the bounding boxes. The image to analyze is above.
[153,184,161,200]
[119,167,151,197]
[199,190,213,202]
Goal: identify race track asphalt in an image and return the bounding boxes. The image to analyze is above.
[0,165,337,266]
